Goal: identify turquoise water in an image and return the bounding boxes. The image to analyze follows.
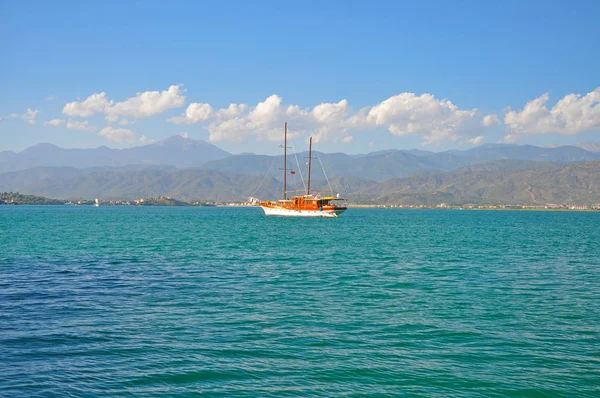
[1,206,599,397]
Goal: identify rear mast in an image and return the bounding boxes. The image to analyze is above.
[283,122,287,201]
[307,137,312,195]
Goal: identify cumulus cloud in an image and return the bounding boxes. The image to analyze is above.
[169,95,351,142]
[502,134,519,143]
[138,135,151,144]
[503,87,600,142]
[67,119,96,132]
[216,103,248,119]
[98,126,145,143]
[106,85,185,118]
[210,95,320,142]
[168,102,214,124]
[45,119,65,127]
[167,92,489,146]
[105,114,119,123]
[26,109,39,125]
[169,95,290,142]
[63,93,111,117]
[13,109,39,125]
[462,135,485,145]
[341,136,354,144]
[310,99,351,142]
[312,99,349,124]
[364,93,478,145]
[62,85,185,119]
[483,114,499,127]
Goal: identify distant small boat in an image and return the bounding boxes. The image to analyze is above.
[95,198,100,207]
[259,123,347,218]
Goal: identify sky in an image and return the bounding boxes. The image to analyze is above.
[1,0,599,155]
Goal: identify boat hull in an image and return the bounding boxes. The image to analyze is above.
[260,205,345,218]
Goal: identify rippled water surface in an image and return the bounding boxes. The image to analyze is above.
[1,206,599,396]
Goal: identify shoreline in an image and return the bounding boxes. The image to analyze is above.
[2,203,599,212]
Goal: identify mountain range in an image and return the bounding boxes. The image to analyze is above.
[352,160,600,205]
[1,160,599,205]
[2,136,600,204]
[200,143,600,182]
[0,135,230,173]
[2,136,600,179]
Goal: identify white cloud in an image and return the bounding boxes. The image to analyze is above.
[67,119,96,132]
[482,114,499,127]
[168,95,353,143]
[45,119,65,127]
[63,85,185,120]
[107,85,185,118]
[8,109,39,124]
[312,99,349,124]
[63,93,111,117]
[503,134,519,143]
[138,135,152,144]
[311,99,350,142]
[98,126,144,143]
[168,102,214,124]
[341,136,354,144]
[463,135,485,145]
[181,132,189,138]
[364,93,478,145]
[166,92,487,146]
[504,87,600,142]
[216,103,248,119]
[15,109,39,125]
[118,118,130,126]
[207,95,315,142]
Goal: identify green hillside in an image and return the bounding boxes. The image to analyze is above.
[1,160,599,205]
[354,160,600,205]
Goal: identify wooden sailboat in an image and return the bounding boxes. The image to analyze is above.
[259,122,348,217]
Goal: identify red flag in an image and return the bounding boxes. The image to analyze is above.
[290,170,296,175]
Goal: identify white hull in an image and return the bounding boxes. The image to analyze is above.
[260,206,345,218]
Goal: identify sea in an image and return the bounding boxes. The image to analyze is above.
[1,206,599,397]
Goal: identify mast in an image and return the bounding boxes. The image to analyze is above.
[307,137,312,195]
[283,122,287,200]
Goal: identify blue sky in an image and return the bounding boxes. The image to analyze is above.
[1,0,599,154]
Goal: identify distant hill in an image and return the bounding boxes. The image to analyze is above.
[353,160,600,205]
[200,144,600,182]
[448,143,600,163]
[577,142,600,153]
[200,151,441,181]
[2,139,600,204]
[0,167,281,202]
[1,160,599,205]
[0,135,230,173]
[3,140,600,180]
[0,192,65,205]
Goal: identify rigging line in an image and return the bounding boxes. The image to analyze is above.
[250,154,278,198]
[290,140,307,193]
[318,152,344,196]
[316,153,335,194]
